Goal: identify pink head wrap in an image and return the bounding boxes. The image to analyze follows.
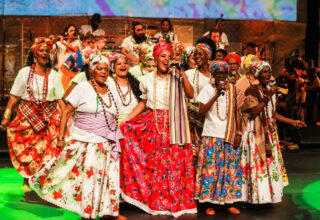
[153,42,173,60]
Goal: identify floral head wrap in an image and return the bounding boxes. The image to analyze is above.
[31,37,53,53]
[249,60,272,78]
[105,52,126,73]
[172,42,185,53]
[243,54,257,73]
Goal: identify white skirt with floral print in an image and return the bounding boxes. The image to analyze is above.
[30,140,120,218]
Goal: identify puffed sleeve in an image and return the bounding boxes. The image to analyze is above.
[48,70,64,100]
[139,76,148,100]
[196,84,215,104]
[10,67,29,97]
[65,82,83,108]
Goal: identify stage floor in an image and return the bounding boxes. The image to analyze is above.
[0,149,320,220]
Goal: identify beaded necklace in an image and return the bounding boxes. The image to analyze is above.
[192,68,212,100]
[258,86,275,119]
[153,72,169,135]
[26,64,49,111]
[214,84,229,121]
[90,79,119,132]
[115,77,132,106]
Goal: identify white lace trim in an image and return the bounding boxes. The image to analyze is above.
[121,191,197,217]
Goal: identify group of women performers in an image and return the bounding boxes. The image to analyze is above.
[0,35,306,219]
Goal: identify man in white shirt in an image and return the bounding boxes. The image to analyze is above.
[80,13,105,38]
[121,22,148,67]
[216,18,229,51]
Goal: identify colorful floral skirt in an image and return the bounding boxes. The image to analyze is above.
[240,121,286,204]
[195,137,242,204]
[30,140,120,218]
[7,107,61,178]
[120,109,197,217]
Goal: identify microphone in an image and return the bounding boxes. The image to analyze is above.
[219,81,225,96]
[231,71,237,77]
[269,81,276,87]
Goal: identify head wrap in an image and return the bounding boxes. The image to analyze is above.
[196,43,212,59]
[133,43,151,55]
[88,52,110,71]
[249,60,272,78]
[243,54,257,73]
[183,46,195,65]
[172,42,185,53]
[212,60,229,73]
[105,52,126,73]
[153,42,173,60]
[224,53,241,65]
[31,37,53,53]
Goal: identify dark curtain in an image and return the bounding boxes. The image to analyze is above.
[305,0,320,67]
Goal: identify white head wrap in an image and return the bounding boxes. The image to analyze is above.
[89,53,110,71]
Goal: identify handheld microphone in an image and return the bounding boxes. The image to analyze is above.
[219,81,225,96]
[169,62,181,69]
[269,81,276,87]
[231,71,237,77]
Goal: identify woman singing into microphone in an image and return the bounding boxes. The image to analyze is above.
[120,42,197,217]
[239,61,306,204]
[195,61,244,215]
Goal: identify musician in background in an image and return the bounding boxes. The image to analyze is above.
[121,22,148,67]
[154,18,178,44]
[59,34,95,90]
[53,24,81,78]
[80,13,105,37]
[216,18,229,51]
[204,17,229,51]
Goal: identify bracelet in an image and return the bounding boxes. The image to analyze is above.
[57,136,65,141]
[3,109,11,119]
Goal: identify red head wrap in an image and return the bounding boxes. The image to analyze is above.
[224,53,241,65]
[153,42,173,60]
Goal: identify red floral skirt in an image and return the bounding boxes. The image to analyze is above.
[7,106,62,178]
[120,109,197,217]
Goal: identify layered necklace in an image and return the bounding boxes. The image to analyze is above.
[26,64,49,111]
[115,77,132,106]
[90,79,119,132]
[153,72,169,135]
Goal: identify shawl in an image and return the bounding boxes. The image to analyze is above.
[169,69,191,145]
[74,112,123,161]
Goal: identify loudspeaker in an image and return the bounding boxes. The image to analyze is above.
[297,126,320,146]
